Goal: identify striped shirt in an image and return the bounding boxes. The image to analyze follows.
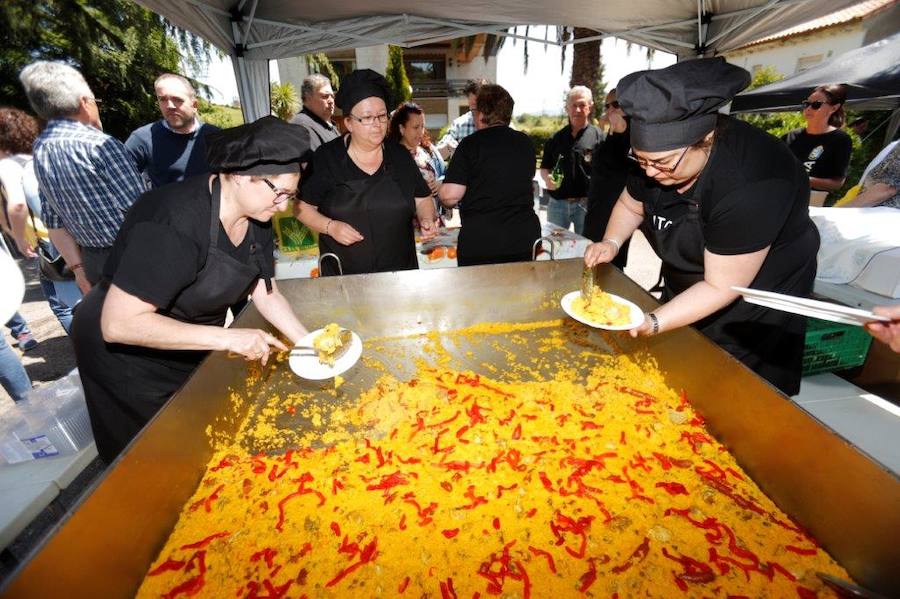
[33,119,145,248]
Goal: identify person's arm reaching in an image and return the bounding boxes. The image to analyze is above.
[294,200,363,246]
[101,283,288,365]
[250,279,308,345]
[584,189,644,266]
[866,305,900,352]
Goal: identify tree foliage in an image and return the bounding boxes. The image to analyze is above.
[0,0,212,140]
[385,45,412,106]
[305,53,341,90]
[270,82,300,121]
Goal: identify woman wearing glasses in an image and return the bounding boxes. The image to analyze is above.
[782,84,852,193]
[297,69,437,276]
[584,58,819,396]
[70,117,312,462]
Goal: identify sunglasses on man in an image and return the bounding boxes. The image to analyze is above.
[801,100,826,110]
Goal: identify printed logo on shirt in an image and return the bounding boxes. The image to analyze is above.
[807,146,824,161]
[651,214,674,230]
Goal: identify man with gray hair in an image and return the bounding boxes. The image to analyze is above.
[125,73,219,188]
[289,73,338,151]
[539,85,603,235]
[20,61,144,292]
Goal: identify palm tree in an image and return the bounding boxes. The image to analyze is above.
[270,82,299,121]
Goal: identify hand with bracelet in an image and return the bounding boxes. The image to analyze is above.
[630,311,660,338]
[323,218,364,246]
[583,237,621,267]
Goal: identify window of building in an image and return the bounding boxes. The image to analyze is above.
[404,58,446,81]
[795,54,823,73]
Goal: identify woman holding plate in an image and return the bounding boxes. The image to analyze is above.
[584,58,819,395]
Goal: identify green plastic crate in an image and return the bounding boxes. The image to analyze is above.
[802,318,873,376]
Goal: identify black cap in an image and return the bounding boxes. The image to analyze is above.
[334,69,392,114]
[618,57,751,152]
[206,115,312,175]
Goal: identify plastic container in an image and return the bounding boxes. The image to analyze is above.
[0,371,93,464]
[802,319,873,376]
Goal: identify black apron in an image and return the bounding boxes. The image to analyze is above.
[640,179,808,396]
[318,143,417,276]
[71,178,265,462]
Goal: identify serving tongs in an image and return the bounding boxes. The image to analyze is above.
[816,573,890,599]
[581,264,598,307]
[290,328,354,361]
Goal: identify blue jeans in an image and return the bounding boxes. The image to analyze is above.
[547,197,588,236]
[5,311,30,338]
[0,334,31,402]
[40,275,79,334]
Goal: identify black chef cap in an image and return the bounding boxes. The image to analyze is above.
[334,69,392,114]
[206,115,312,175]
[618,57,751,152]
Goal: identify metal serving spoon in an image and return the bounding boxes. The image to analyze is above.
[290,328,354,362]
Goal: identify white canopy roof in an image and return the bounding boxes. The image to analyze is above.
[135,0,863,120]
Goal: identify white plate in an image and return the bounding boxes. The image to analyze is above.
[0,250,25,325]
[289,329,363,380]
[560,290,645,330]
[732,286,891,327]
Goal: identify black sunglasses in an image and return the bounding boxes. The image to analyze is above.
[801,100,826,110]
[604,100,620,109]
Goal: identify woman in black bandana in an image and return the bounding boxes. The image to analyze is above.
[296,69,438,276]
[71,117,312,462]
[584,58,819,396]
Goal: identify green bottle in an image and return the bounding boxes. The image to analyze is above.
[550,155,564,187]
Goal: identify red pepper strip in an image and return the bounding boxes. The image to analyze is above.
[395,455,421,465]
[656,481,689,496]
[365,471,409,491]
[442,460,475,473]
[498,410,516,426]
[611,537,651,574]
[578,558,597,593]
[398,576,411,594]
[796,586,818,599]
[325,537,378,588]
[439,577,458,599]
[662,547,716,588]
[250,454,267,474]
[298,542,312,557]
[275,478,325,532]
[338,535,360,558]
[511,423,522,440]
[527,546,556,574]
[538,472,554,492]
[492,517,501,530]
[680,431,714,454]
[785,545,817,556]
[525,508,537,518]
[440,481,453,492]
[428,410,461,429]
[455,425,471,444]
[209,457,232,472]
[581,420,602,430]
[355,454,371,464]
[761,561,796,583]
[442,528,460,539]
[162,550,207,599]
[459,485,488,510]
[619,431,627,445]
[331,478,344,495]
[496,483,517,498]
[617,386,658,405]
[398,513,407,530]
[250,547,278,570]
[180,531,230,551]
[432,428,454,455]
[245,579,293,599]
[402,493,438,526]
[465,398,489,426]
[330,522,341,537]
[652,452,693,471]
[408,416,426,441]
[147,558,186,576]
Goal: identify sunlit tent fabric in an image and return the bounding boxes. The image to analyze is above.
[731,31,900,113]
[135,0,863,121]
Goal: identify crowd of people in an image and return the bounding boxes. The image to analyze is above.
[1,57,898,461]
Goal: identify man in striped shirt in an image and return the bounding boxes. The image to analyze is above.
[20,61,145,293]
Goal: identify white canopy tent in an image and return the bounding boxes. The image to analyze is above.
[135,0,863,121]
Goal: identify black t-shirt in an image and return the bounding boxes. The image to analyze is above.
[104,175,275,311]
[627,117,816,289]
[540,124,604,199]
[444,126,541,258]
[781,128,852,179]
[301,135,430,208]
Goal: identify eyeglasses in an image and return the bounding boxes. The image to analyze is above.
[628,145,691,174]
[604,100,620,109]
[261,178,298,204]
[801,100,826,110]
[348,112,389,126]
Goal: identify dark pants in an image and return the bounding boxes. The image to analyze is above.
[457,252,534,267]
[81,246,111,285]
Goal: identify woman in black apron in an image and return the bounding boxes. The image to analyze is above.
[71,117,313,462]
[584,58,819,396]
[296,69,437,276]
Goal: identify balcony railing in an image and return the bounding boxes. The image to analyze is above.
[410,79,470,98]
